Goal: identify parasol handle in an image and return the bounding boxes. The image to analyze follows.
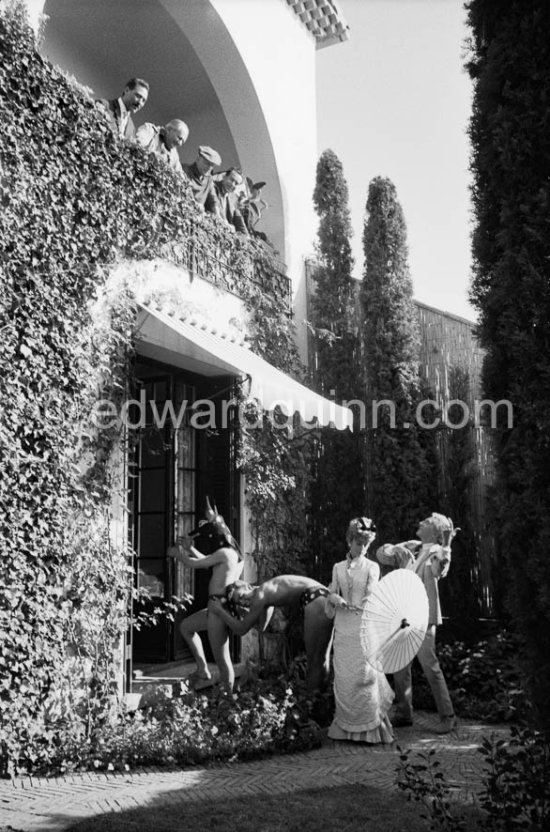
[368,622,407,657]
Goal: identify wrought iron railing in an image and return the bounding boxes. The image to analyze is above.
[157,206,291,315]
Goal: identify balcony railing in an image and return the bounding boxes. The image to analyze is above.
[151,176,292,315]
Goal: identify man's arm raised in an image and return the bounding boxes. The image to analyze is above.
[167,542,226,570]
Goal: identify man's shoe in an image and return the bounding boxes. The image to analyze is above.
[433,716,457,734]
[392,716,413,728]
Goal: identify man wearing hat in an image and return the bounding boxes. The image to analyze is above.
[376,513,458,734]
[135,119,189,175]
[182,146,221,208]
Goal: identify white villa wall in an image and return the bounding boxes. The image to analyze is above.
[208,0,318,361]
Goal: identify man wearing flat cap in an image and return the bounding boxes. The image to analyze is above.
[182,145,221,208]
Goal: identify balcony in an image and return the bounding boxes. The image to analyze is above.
[125,150,292,317]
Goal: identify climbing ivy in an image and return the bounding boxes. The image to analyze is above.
[0,1,302,772]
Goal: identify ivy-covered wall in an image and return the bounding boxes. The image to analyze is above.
[0,2,305,771]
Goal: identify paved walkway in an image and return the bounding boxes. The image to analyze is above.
[0,712,510,832]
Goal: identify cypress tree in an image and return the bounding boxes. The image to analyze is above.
[360,176,437,544]
[467,0,550,727]
[310,149,357,399]
[309,150,364,581]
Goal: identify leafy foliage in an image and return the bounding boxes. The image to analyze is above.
[466,0,550,729]
[478,727,550,831]
[398,727,550,831]
[397,746,468,832]
[12,672,323,775]
[308,150,364,583]
[437,367,485,631]
[409,632,527,724]
[239,415,315,581]
[310,149,357,399]
[360,176,438,543]
[0,1,299,773]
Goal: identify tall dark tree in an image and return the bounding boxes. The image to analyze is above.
[360,176,437,544]
[308,150,364,582]
[437,367,483,639]
[310,149,358,399]
[467,0,550,728]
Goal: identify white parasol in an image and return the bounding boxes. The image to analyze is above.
[360,569,429,673]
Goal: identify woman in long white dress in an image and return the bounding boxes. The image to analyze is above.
[325,517,394,743]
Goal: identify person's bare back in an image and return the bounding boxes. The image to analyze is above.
[254,575,324,606]
[209,573,334,694]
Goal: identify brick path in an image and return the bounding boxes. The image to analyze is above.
[0,712,510,832]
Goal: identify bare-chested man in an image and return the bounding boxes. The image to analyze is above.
[209,575,334,694]
[167,503,243,691]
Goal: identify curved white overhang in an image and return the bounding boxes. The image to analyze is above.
[41,0,287,257]
[137,303,353,431]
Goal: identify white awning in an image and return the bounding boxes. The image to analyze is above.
[136,303,353,431]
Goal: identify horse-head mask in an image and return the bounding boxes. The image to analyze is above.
[189,497,235,554]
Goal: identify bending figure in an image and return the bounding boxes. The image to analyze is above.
[210,574,334,694]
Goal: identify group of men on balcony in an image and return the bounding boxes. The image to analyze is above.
[96,77,267,239]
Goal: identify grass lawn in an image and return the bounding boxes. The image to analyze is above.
[65,783,481,832]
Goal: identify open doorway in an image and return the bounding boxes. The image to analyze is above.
[127,357,241,681]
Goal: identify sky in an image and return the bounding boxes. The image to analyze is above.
[316,0,475,321]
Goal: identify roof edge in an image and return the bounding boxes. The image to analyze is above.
[285,0,350,48]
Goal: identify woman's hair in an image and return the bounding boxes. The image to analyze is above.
[425,513,453,544]
[346,517,376,546]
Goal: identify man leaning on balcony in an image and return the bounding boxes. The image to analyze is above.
[182,145,221,209]
[135,119,189,175]
[209,167,248,235]
[96,77,149,141]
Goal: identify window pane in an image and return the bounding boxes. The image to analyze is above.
[140,428,168,468]
[173,558,194,599]
[139,467,166,513]
[138,513,166,558]
[152,380,168,401]
[137,558,165,597]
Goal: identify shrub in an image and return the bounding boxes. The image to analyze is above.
[478,727,550,830]
[19,672,323,775]
[409,632,526,723]
[397,746,469,832]
[397,727,550,831]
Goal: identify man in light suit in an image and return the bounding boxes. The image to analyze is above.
[135,119,189,175]
[96,77,150,141]
[377,513,458,733]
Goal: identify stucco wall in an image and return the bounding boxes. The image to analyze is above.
[208,0,318,360]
